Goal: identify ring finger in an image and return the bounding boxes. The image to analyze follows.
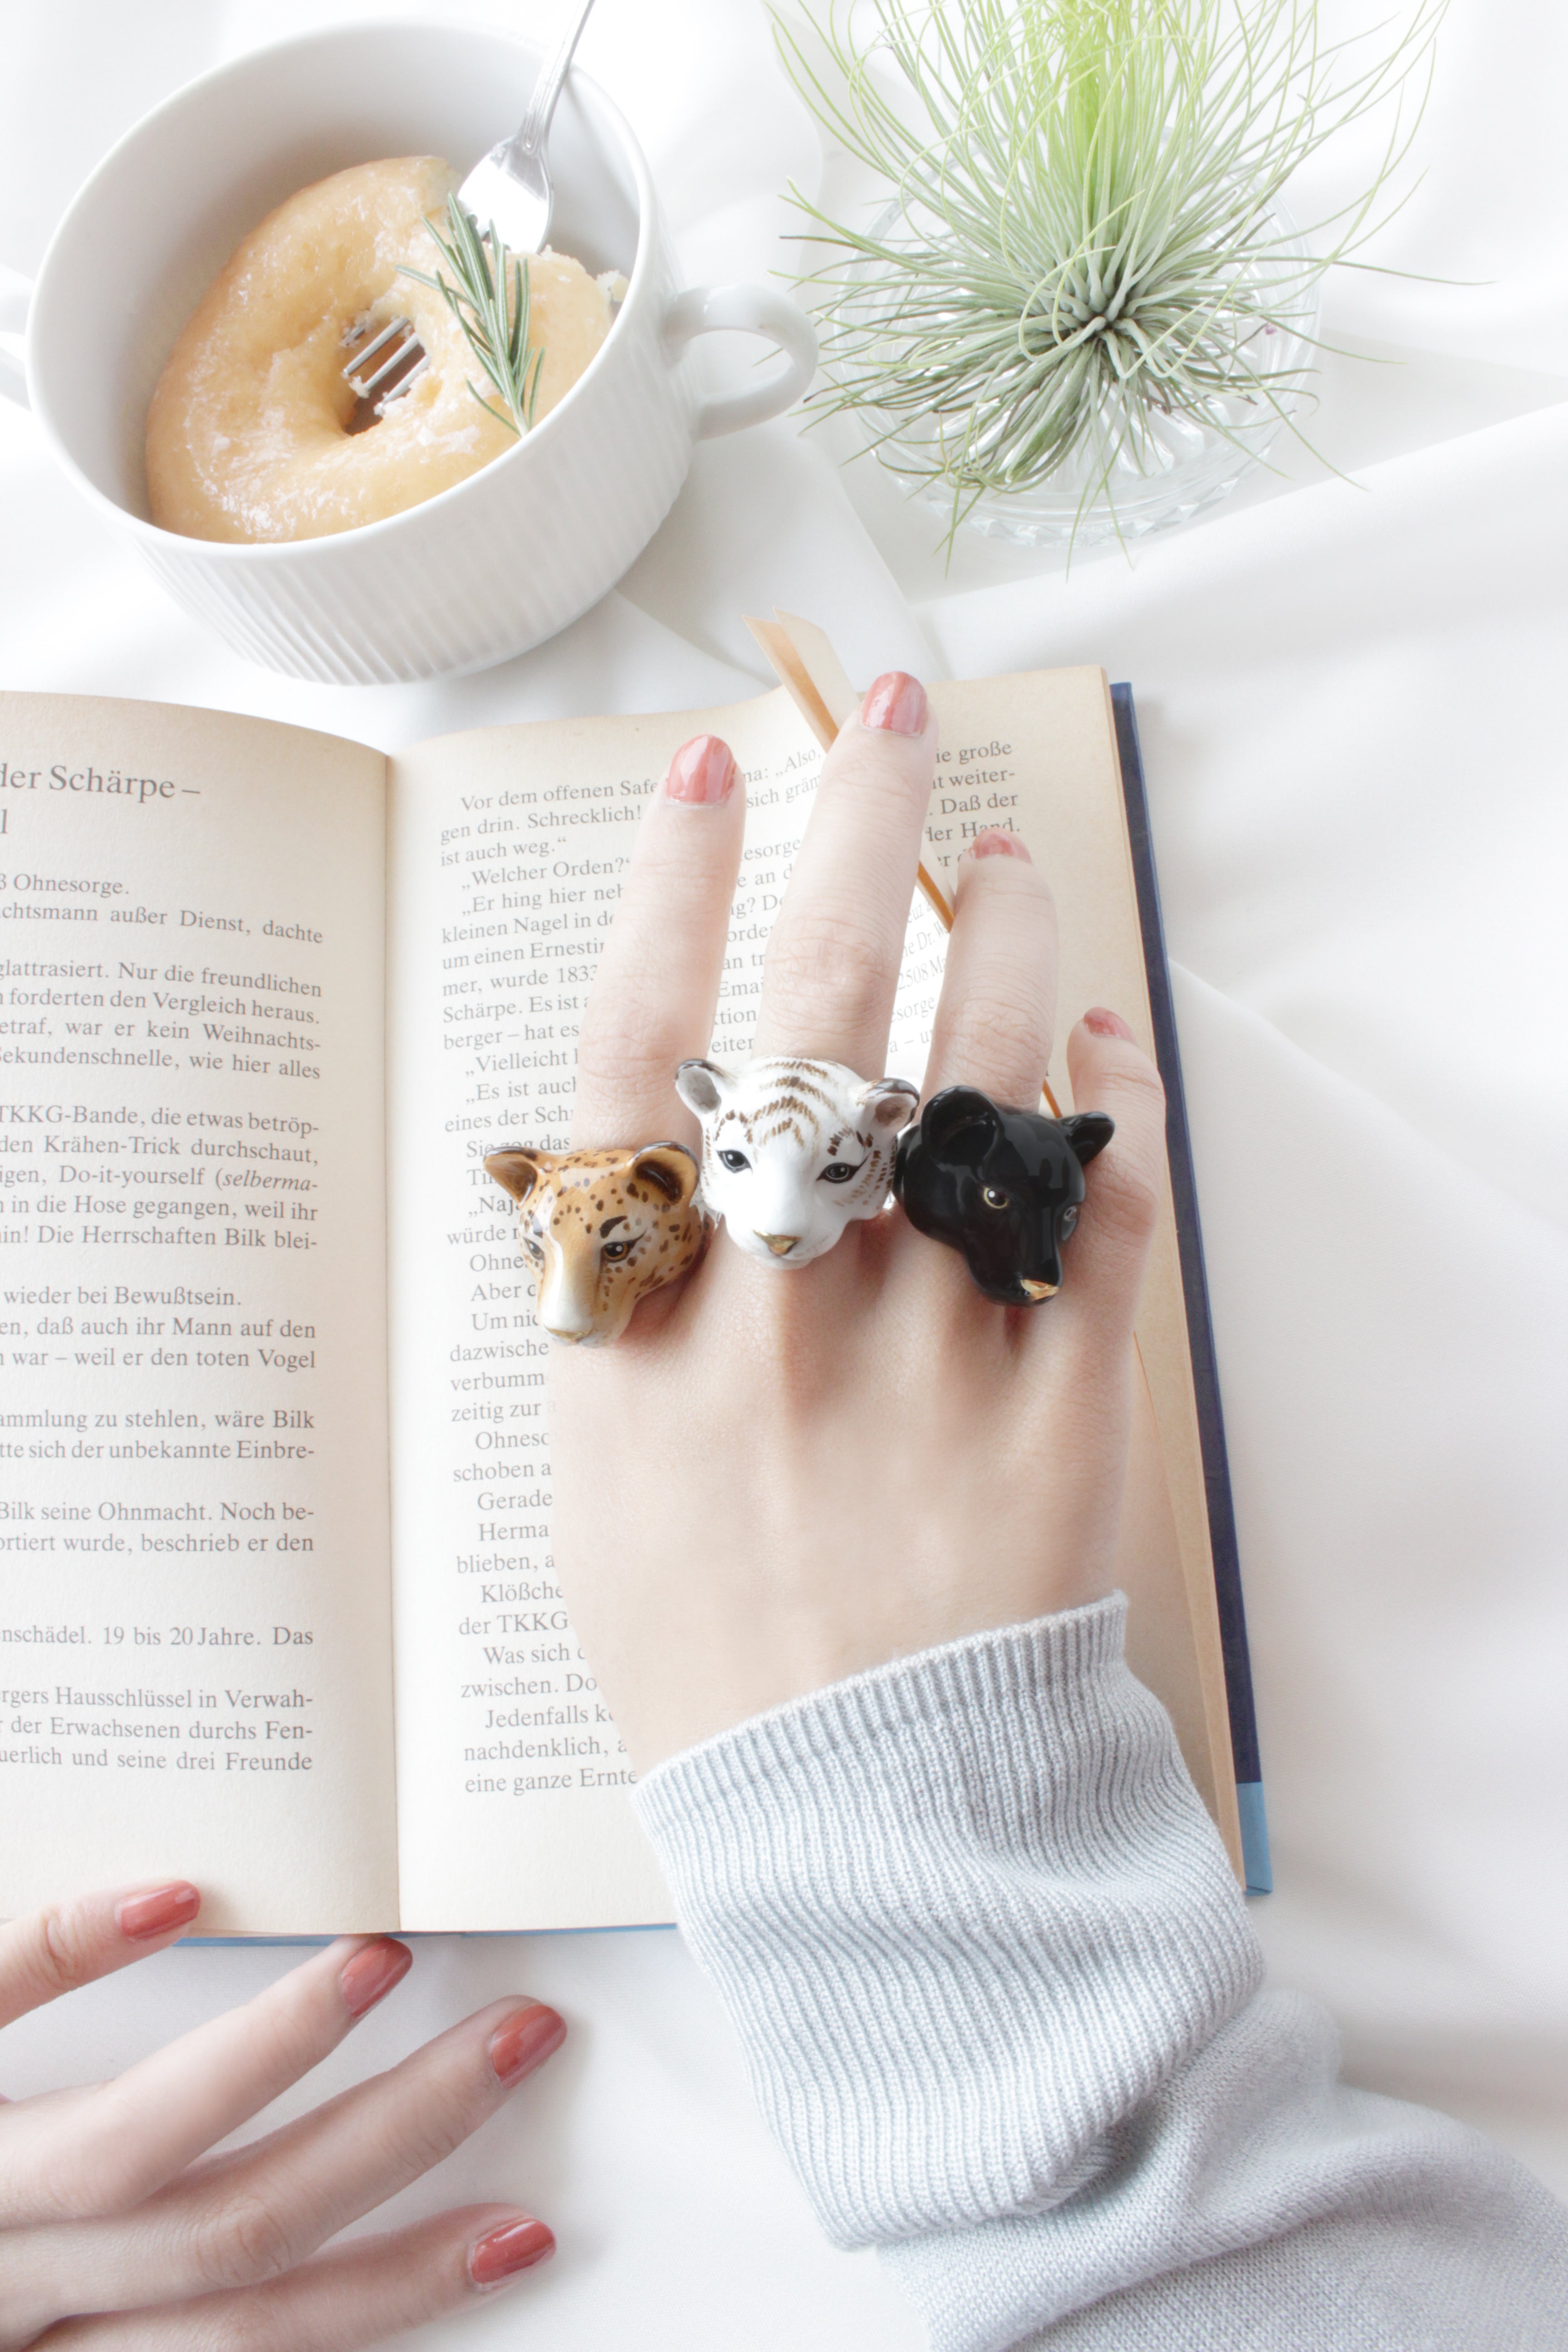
[921,831,1058,1108]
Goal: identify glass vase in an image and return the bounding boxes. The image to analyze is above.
[843,202,1320,553]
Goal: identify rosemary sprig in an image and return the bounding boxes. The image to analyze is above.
[775,0,1446,545]
[400,198,544,436]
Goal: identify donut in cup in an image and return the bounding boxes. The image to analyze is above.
[146,157,616,543]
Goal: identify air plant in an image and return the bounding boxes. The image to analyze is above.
[775,0,1445,543]
[400,198,544,436]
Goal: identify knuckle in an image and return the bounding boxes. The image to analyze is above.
[938,993,1050,1089]
[210,2304,279,2352]
[765,919,897,1027]
[960,849,1057,919]
[572,1026,662,1107]
[166,2293,278,2352]
[633,824,730,895]
[191,2188,300,2291]
[1112,1050,1168,1118]
[247,1978,337,2084]
[573,980,679,1105]
[53,2137,160,2220]
[382,2074,485,2180]
[205,2291,298,2352]
[24,1903,98,2001]
[25,2153,97,2228]
[1087,1131,1164,1247]
[827,731,931,803]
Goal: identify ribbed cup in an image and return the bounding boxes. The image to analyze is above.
[22,25,718,681]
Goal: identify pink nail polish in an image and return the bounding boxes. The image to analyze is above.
[489,2001,567,2087]
[469,2215,555,2287]
[1083,1006,1136,1041]
[339,1937,412,2019]
[860,671,928,736]
[967,829,1030,861]
[665,734,737,805]
[115,1882,201,1941]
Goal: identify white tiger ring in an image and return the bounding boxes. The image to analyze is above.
[674,1055,918,1267]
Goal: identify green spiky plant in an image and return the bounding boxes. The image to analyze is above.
[400,198,544,436]
[775,0,1445,544]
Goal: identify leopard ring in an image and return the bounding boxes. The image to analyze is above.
[893,1086,1114,1305]
[674,1055,919,1267]
[484,1142,710,1345]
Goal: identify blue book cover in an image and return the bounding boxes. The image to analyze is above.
[1111,684,1270,1896]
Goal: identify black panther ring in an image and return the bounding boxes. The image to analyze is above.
[892,1086,1114,1304]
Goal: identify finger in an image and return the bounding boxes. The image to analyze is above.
[570,733,745,1149]
[921,831,1058,1105]
[754,672,935,1074]
[1053,1008,1168,1348]
[33,2204,552,2350]
[0,1936,411,2227]
[15,1999,564,2322]
[0,1882,201,2032]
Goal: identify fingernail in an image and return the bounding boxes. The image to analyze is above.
[860,671,928,736]
[489,2000,567,2087]
[115,1881,201,1941]
[339,1937,413,2019]
[469,2215,555,2288]
[665,733,737,805]
[967,829,1030,861]
[1083,1006,1136,1041]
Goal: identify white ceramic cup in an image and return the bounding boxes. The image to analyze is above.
[0,20,817,685]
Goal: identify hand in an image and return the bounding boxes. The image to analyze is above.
[550,676,1167,1769]
[0,1879,564,2348]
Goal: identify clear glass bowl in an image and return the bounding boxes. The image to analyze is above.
[841,203,1320,552]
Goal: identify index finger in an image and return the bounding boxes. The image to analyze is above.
[0,1881,201,2031]
[570,734,745,1149]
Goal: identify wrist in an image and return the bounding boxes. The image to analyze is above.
[635,1593,1259,2246]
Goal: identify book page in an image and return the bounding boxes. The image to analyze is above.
[0,696,398,1933]
[921,674,1235,1853]
[387,673,1229,1932]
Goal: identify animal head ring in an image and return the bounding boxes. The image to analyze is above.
[893,1087,1113,1305]
[484,1142,709,1344]
[674,1055,918,1267]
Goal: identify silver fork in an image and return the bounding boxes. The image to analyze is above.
[340,314,431,416]
[342,0,598,417]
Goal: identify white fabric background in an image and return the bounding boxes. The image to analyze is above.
[0,3,1563,2344]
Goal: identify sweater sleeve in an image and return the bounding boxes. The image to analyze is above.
[632,1594,1568,2352]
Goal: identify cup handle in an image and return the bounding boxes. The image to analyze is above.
[663,284,816,439]
[0,262,32,407]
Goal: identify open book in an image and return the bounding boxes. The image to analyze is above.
[0,622,1264,1935]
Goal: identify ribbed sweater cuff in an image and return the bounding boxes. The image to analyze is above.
[633,1594,1261,2248]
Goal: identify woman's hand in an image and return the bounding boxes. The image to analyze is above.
[550,676,1168,1769]
[0,1879,563,2348]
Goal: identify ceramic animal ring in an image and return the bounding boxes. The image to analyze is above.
[484,1142,710,1345]
[893,1087,1114,1305]
[674,1055,919,1267]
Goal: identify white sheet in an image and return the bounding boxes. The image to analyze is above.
[0,4,1563,2345]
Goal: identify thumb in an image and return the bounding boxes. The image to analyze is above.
[1059,1007,1168,1339]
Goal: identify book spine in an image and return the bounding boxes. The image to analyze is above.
[1111,684,1271,1896]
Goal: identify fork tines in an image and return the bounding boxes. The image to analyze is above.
[341,316,429,412]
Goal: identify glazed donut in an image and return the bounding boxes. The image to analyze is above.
[146,157,617,543]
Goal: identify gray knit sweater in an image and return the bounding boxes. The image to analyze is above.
[633,1594,1568,2349]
